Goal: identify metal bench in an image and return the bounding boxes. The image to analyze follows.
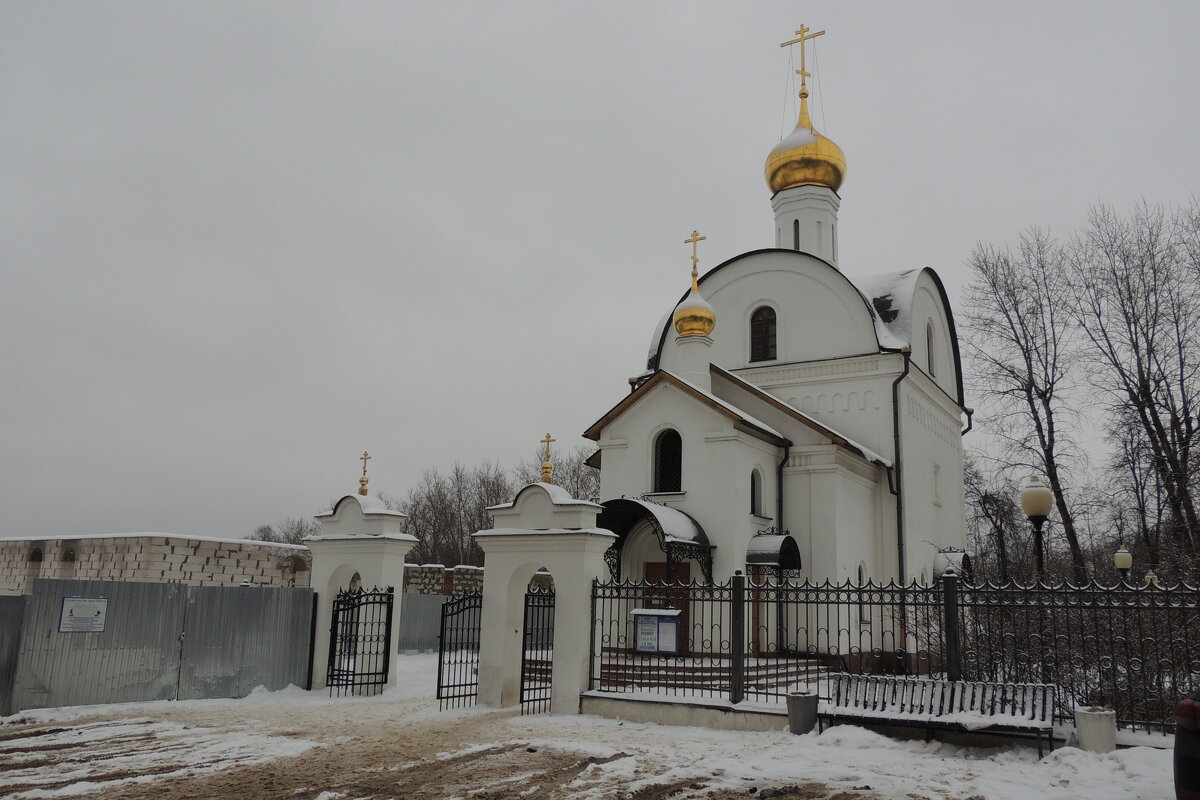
[817,674,1056,757]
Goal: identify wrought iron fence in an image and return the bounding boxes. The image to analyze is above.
[328,586,393,697]
[437,591,482,710]
[590,573,1200,732]
[958,580,1200,733]
[592,577,737,701]
[520,585,555,714]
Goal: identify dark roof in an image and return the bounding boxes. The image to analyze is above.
[582,370,788,446]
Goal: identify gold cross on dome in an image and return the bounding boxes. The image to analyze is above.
[358,450,371,495]
[539,433,556,483]
[684,229,706,277]
[780,25,825,93]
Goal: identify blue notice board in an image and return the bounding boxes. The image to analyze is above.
[632,608,681,655]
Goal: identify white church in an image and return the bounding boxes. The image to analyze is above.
[582,34,968,587]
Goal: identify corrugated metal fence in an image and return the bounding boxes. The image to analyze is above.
[0,595,27,716]
[396,593,447,653]
[4,579,314,714]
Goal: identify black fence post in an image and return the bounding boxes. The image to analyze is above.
[730,570,745,704]
[327,592,342,693]
[941,570,961,682]
[382,587,395,687]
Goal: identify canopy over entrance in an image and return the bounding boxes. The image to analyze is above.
[596,498,713,583]
[746,531,802,578]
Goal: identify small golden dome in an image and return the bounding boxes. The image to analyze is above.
[674,271,716,337]
[764,94,846,194]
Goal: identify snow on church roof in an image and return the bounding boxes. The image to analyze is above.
[486,481,602,511]
[598,497,709,545]
[850,269,922,351]
[647,309,673,370]
[583,370,786,444]
[315,493,407,519]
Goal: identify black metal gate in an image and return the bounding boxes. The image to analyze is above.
[437,591,482,710]
[328,586,394,697]
[520,586,555,714]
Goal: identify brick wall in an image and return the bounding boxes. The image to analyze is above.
[402,563,484,595]
[0,535,501,597]
[0,535,311,595]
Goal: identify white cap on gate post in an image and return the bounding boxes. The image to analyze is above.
[306,492,417,692]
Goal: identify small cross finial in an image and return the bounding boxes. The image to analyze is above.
[780,24,825,98]
[684,230,706,286]
[539,433,556,483]
[358,451,372,496]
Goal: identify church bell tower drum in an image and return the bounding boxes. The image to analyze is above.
[767,25,845,268]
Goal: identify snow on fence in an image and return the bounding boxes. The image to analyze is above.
[590,573,1200,733]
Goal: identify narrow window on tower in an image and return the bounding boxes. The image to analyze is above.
[750,469,763,516]
[926,321,937,377]
[833,224,838,262]
[792,219,799,250]
[653,429,683,493]
[750,306,777,362]
[816,220,823,255]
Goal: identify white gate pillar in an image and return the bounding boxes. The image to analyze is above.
[474,483,613,714]
[306,494,416,690]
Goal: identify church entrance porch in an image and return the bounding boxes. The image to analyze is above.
[596,498,713,584]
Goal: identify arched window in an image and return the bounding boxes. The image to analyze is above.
[62,548,76,563]
[750,469,763,515]
[792,219,799,250]
[926,321,936,377]
[653,429,682,493]
[750,307,777,362]
[28,547,42,563]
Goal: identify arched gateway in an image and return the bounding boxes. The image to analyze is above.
[473,482,613,714]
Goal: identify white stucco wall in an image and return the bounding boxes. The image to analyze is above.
[656,251,880,374]
[898,368,967,581]
[596,381,781,581]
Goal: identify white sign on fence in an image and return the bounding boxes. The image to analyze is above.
[632,608,681,655]
[58,597,109,633]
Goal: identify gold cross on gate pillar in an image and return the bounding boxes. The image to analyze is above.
[780,25,825,94]
[684,230,706,279]
[539,434,556,483]
[358,450,371,496]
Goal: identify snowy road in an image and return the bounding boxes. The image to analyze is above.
[0,655,1173,799]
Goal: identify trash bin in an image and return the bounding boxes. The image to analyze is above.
[787,691,818,735]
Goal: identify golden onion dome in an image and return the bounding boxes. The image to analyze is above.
[764,93,846,194]
[673,270,716,337]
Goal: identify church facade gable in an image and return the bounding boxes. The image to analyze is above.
[654,250,881,374]
[586,376,786,580]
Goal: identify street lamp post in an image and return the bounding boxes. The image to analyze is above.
[1113,546,1133,583]
[1020,475,1054,582]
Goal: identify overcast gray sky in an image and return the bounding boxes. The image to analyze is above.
[2,2,1198,539]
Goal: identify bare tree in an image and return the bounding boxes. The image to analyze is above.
[513,444,601,502]
[962,229,1089,581]
[964,457,1023,583]
[1068,201,1200,554]
[251,516,321,567]
[390,461,514,567]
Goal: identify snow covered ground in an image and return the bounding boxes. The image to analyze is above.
[0,654,1174,799]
